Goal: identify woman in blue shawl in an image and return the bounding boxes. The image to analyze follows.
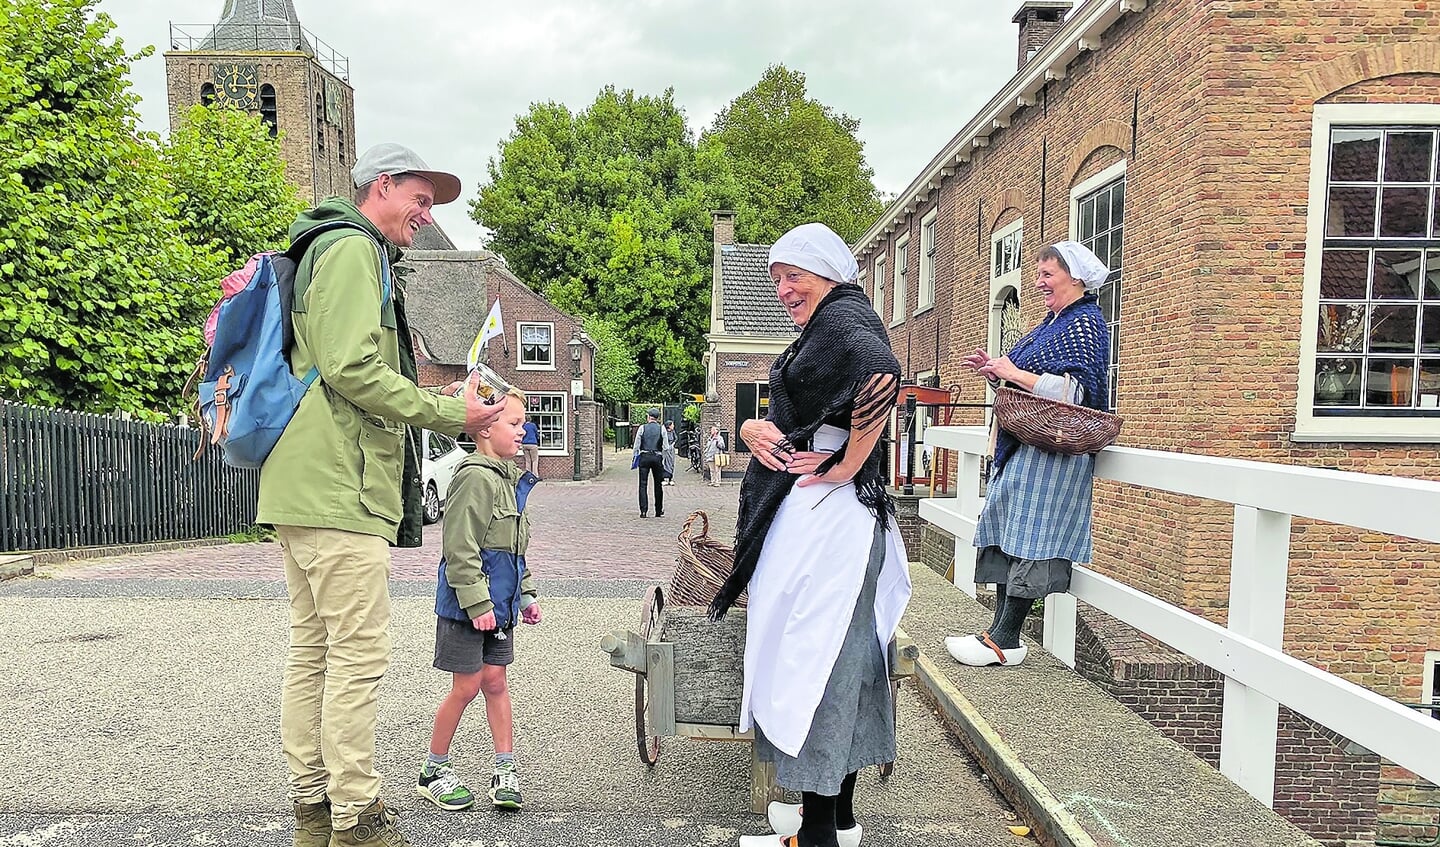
[946,241,1111,668]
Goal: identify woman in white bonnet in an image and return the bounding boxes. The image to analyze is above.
[946,241,1112,667]
[709,222,912,847]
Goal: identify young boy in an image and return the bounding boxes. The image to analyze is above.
[418,388,542,812]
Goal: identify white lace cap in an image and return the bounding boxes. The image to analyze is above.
[1052,241,1110,290]
[768,222,858,284]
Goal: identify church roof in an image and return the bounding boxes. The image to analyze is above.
[200,0,315,53]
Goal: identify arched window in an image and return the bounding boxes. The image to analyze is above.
[259,84,277,137]
[337,127,345,164]
[315,93,325,157]
[200,82,216,106]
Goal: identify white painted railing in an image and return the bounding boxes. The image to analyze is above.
[920,425,1440,804]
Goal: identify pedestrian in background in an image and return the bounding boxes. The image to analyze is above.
[520,413,540,478]
[704,425,726,487]
[662,419,678,486]
[631,408,665,517]
[258,143,503,847]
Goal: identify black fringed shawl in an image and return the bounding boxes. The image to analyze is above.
[708,284,901,620]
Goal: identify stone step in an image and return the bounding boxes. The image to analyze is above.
[902,563,1322,847]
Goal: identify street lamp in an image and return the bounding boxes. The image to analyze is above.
[568,330,584,481]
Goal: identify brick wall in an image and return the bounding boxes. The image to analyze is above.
[705,354,781,477]
[1075,605,1381,847]
[860,1,1440,842]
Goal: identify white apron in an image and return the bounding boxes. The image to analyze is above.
[738,425,912,757]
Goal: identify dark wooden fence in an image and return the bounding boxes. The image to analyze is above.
[0,400,259,553]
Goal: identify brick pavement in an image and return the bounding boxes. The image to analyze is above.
[43,455,740,583]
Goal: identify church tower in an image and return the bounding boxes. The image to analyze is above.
[164,0,357,204]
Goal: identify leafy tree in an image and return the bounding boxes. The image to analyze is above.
[473,87,715,397]
[582,314,638,404]
[0,0,225,416]
[163,104,304,265]
[699,64,883,244]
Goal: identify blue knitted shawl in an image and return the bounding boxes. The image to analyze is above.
[993,293,1110,475]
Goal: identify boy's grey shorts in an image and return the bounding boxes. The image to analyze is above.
[433,617,515,673]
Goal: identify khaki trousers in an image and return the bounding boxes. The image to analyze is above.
[276,525,392,831]
[522,444,540,475]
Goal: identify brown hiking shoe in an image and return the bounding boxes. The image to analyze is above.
[328,799,409,847]
[292,799,331,847]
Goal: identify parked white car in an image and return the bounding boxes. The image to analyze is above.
[420,430,469,525]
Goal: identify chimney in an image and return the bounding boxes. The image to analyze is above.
[1013,1,1072,70]
[710,211,736,334]
[712,210,736,250]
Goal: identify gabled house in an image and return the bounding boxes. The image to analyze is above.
[403,249,601,480]
[702,212,798,475]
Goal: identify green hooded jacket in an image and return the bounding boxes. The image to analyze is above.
[256,198,467,545]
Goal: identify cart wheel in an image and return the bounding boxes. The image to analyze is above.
[635,584,665,767]
[877,679,901,782]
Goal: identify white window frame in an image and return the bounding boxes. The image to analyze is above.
[988,217,1025,358]
[873,255,887,319]
[1295,104,1440,442]
[918,210,937,313]
[1071,159,1127,413]
[892,233,910,326]
[516,321,555,371]
[527,391,569,455]
[1425,651,1440,719]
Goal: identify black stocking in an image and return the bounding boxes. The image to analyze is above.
[797,791,839,847]
[989,588,1031,650]
[836,771,858,830]
[987,583,1009,634]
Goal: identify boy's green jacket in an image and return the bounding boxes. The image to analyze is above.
[257,198,467,544]
[441,453,538,621]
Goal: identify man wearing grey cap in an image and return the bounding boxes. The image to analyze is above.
[632,407,666,517]
[258,143,496,847]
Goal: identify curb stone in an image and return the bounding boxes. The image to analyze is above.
[16,537,232,568]
[0,555,34,582]
[912,651,1097,847]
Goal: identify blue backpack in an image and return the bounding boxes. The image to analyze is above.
[187,222,391,469]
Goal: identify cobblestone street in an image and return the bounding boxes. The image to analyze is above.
[41,454,740,583]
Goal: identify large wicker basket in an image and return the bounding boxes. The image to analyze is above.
[993,386,1123,456]
[670,510,745,609]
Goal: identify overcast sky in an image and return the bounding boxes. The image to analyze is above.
[101,0,1023,249]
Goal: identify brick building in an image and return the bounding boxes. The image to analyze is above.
[702,212,798,475]
[856,1,1440,844]
[164,0,357,204]
[404,250,602,481]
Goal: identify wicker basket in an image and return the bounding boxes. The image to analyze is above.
[670,510,745,608]
[993,386,1123,456]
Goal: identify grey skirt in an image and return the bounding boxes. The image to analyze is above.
[975,545,1072,600]
[753,521,896,794]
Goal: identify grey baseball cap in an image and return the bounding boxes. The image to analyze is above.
[351,143,462,205]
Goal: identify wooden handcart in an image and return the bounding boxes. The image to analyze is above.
[600,512,918,813]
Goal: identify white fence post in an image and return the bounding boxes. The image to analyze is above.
[952,451,982,597]
[1043,593,1078,668]
[1219,504,1292,807]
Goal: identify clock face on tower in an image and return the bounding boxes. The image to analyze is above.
[212,63,260,109]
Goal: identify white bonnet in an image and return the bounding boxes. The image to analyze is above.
[1050,241,1110,290]
[768,222,858,285]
